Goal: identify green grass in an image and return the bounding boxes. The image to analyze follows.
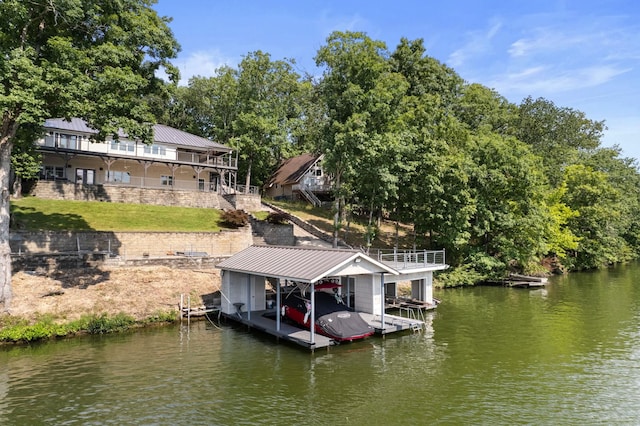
[11,197,225,232]
[0,311,178,343]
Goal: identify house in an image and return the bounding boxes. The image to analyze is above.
[217,245,447,350]
[36,118,241,194]
[263,153,331,205]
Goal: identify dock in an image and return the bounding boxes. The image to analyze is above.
[219,309,426,350]
[484,273,549,288]
[179,294,221,320]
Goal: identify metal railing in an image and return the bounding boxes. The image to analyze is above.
[298,187,322,207]
[370,248,446,270]
[176,152,237,168]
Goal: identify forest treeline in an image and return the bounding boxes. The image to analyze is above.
[155,32,638,282]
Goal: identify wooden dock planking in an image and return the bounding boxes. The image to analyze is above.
[221,309,335,349]
[219,309,425,349]
[360,312,425,334]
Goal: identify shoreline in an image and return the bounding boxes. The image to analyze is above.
[1,265,221,342]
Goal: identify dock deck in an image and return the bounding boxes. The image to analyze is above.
[220,309,426,350]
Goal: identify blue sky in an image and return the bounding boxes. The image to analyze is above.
[154,0,640,160]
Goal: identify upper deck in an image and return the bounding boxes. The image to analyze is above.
[370,249,448,272]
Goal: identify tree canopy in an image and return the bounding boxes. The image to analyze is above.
[0,0,179,310]
[147,29,640,279]
[5,15,640,294]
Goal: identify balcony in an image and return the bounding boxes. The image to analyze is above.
[370,249,447,271]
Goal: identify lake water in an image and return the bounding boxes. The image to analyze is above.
[2,263,640,425]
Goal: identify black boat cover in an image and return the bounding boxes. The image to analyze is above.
[283,291,373,340]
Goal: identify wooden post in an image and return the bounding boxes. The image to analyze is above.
[187,294,191,325]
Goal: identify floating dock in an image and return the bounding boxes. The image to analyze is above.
[484,273,549,288]
[220,309,426,350]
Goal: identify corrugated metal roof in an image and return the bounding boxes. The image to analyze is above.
[43,118,231,152]
[217,245,398,283]
[44,118,98,134]
[153,124,231,151]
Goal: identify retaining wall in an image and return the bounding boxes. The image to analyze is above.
[10,227,253,260]
[250,219,296,246]
[31,181,261,211]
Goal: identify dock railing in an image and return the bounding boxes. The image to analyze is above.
[371,248,446,270]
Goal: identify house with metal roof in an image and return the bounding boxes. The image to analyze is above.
[35,118,242,195]
[216,245,448,350]
[263,153,331,206]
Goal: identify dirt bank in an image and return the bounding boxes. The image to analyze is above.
[7,266,220,323]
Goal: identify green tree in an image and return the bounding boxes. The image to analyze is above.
[316,31,407,247]
[456,83,517,135]
[467,134,551,274]
[171,67,240,142]
[514,96,605,186]
[561,164,629,269]
[233,51,303,190]
[0,0,179,311]
[389,38,474,259]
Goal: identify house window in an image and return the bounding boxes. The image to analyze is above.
[106,170,131,184]
[314,167,322,177]
[161,175,173,186]
[57,134,78,149]
[42,166,65,180]
[144,144,166,156]
[111,141,135,152]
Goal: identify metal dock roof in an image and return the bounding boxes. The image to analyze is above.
[217,245,398,283]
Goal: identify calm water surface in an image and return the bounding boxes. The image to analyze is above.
[2,264,640,425]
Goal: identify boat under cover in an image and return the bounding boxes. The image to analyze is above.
[282,290,374,342]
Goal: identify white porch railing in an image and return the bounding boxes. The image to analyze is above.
[101,177,258,194]
[370,248,446,270]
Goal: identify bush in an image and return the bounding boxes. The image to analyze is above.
[435,264,486,288]
[221,209,250,228]
[84,313,135,334]
[265,212,289,224]
[0,311,179,344]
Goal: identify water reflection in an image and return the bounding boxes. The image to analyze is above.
[2,264,640,424]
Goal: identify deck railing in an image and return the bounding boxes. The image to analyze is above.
[371,248,446,270]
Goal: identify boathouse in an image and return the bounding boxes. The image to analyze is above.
[216,245,448,350]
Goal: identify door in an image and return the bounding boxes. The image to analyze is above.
[76,168,95,185]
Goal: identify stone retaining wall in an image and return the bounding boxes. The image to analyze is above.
[10,227,253,259]
[250,218,296,246]
[31,181,262,211]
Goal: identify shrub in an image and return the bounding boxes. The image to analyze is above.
[265,212,289,224]
[221,209,250,228]
[84,313,135,334]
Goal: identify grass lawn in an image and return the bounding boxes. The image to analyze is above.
[11,197,225,232]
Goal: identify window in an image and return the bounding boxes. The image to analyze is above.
[313,167,322,177]
[57,134,77,149]
[144,144,166,156]
[42,166,64,180]
[161,175,173,186]
[111,141,135,152]
[106,170,131,184]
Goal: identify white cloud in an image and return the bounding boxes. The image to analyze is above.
[447,20,502,68]
[156,50,234,86]
[490,65,630,95]
[175,50,234,85]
